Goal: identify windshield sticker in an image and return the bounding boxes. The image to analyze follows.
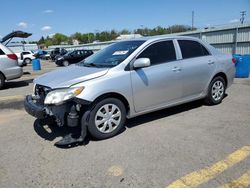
[112,50,129,56]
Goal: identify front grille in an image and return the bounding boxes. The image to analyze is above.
[35,84,51,104]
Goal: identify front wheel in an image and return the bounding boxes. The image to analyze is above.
[63,60,69,66]
[88,98,126,140]
[205,76,226,105]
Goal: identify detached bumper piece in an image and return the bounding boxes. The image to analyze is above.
[55,133,84,147]
[55,110,90,147]
[24,95,46,119]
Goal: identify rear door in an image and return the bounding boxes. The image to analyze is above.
[177,40,216,98]
[131,40,182,112]
[69,51,79,63]
[79,50,87,61]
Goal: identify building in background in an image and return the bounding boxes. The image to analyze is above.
[7,43,38,53]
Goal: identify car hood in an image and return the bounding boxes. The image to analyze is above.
[34,65,109,88]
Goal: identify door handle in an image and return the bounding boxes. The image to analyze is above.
[208,60,215,65]
[172,67,181,72]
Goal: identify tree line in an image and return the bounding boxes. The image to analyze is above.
[38,25,196,47]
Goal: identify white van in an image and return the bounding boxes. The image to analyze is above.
[0,43,23,89]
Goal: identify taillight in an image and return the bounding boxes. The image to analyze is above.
[232,58,237,64]
[7,54,18,61]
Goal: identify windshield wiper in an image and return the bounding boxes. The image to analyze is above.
[83,63,98,67]
[82,63,115,68]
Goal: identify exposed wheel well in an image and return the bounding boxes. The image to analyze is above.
[93,92,130,113]
[24,58,31,61]
[0,71,6,79]
[212,72,228,88]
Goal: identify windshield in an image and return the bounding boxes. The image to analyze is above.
[79,40,145,67]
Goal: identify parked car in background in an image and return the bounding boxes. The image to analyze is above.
[24,36,235,144]
[16,50,35,66]
[39,51,51,60]
[34,50,48,59]
[55,49,93,66]
[50,48,67,61]
[0,43,23,89]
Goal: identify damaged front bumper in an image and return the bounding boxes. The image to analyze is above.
[24,95,46,119]
[24,95,90,127]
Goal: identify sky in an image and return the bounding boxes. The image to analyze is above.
[0,0,249,41]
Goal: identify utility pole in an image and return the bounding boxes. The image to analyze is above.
[240,11,246,24]
[192,11,194,30]
[140,25,144,36]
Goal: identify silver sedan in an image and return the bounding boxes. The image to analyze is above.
[25,36,235,142]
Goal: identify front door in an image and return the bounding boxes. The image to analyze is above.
[130,40,182,112]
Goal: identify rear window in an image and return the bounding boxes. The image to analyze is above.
[178,40,210,59]
[0,49,5,55]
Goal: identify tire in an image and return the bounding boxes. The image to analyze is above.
[205,76,226,105]
[63,60,69,66]
[0,73,5,90]
[88,98,126,140]
[24,58,31,64]
[21,62,27,67]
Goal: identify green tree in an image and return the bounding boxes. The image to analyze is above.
[34,24,196,46]
[52,33,68,45]
[72,32,83,42]
[38,36,45,45]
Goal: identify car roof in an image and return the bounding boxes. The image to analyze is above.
[124,35,201,43]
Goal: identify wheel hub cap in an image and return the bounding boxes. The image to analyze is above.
[212,81,224,101]
[95,104,121,133]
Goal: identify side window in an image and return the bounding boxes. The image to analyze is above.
[200,44,210,56]
[178,40,210,59]
[0,49,5,55]
[137,40,176,65]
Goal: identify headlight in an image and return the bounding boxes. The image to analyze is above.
[44,87,84,105]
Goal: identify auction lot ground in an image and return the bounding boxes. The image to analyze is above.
[0,61,249,188]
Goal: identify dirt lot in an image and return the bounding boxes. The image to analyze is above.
[0,62,249,188]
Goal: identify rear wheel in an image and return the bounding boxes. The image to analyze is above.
[24,58,31,64]
[205,76,226,105]
[0,73,5,89]
[88,98,126,140]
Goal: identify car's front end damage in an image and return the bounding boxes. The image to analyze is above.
[23,63,110,146]
[25,84,87,124]
[24,84,91,145]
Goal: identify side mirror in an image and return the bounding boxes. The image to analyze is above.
[133,58,151,69]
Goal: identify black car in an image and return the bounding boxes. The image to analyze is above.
[55,49,93,66]
[50,48,67,61]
